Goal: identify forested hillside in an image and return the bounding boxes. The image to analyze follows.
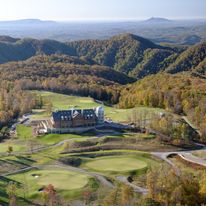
[68,33,176,77]
[0,34,206,79]
[0,34,177,78]
[119,73,206,139]
[0,34,206,132]
[0,38,75,64]
[0,55,135,104]
[166,42,206,75]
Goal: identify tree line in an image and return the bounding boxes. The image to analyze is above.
[0,80,36,129]
[0,55,135,105]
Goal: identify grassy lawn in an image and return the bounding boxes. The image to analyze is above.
[31,91,164,122]
[15,125,92,146]
[0,142,25,153]
[16,125,33,140]
[9,168,90,198]
[37,133,91,145]
[84,156,147,172]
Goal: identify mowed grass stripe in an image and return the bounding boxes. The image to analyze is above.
[84,156,147,172]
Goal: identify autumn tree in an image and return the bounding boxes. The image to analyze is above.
[121,185,133,206]
[7,146,13,155]
[43,184,57,206]
[6,182,17,206]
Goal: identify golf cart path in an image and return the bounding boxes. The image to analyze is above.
[0,166,37,177]
[48,163,148,194]
[0,132,120,156]
[45,163,115,189]
[2,131,206,194]
[116,176,148,195]
[152,143,206,171]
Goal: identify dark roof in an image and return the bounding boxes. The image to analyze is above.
[52,108,97,121]
[82,109,95,119]
[52,110,72,121]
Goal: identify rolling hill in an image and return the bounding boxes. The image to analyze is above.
[0,54,135,104]
[0,34,177,78]
[0,38,76,64]
[166,42,206,75]
[68,33,176,77]
[0,33,205,79]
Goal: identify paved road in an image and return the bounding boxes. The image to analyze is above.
[0,166,37,177]
[0,132,118,156]
[43,164,149,194]
[45,163,115,189]
[0,158,149,194]
[152,143,206,173]
[2,124,206,194]
[0,162,114,189]
[116,176,148,195]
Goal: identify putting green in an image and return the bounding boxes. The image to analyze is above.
[85,156,147,172]
[11,169,90,191]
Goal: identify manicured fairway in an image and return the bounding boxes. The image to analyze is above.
[31,91,164,122]
[84,156,147,172]
[10,169,90,191]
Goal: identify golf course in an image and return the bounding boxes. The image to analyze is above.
[9,169,91,196]
[0,91,172,205]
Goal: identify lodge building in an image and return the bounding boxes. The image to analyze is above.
[39,106,104,134]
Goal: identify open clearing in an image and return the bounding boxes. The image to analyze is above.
[84,156,148,172]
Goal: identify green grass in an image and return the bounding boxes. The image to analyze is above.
[84,156,147,172]
[0,142,25,153]
[16,125,33,140]
[15,125,92,147]
[37,133,91,145]
[31,91,164,122]
[9,168,90,198]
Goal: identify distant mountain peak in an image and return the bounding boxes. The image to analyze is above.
[0,35,20,43]
[15,19,55,23]
[145,17,172,23]
[0,19,57,25]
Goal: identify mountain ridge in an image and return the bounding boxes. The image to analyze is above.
[0,33,205,78]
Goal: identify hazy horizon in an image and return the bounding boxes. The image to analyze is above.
[1,17,206,23]
[0,0,205,21]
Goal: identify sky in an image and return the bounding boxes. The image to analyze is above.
[0,0,205,21]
